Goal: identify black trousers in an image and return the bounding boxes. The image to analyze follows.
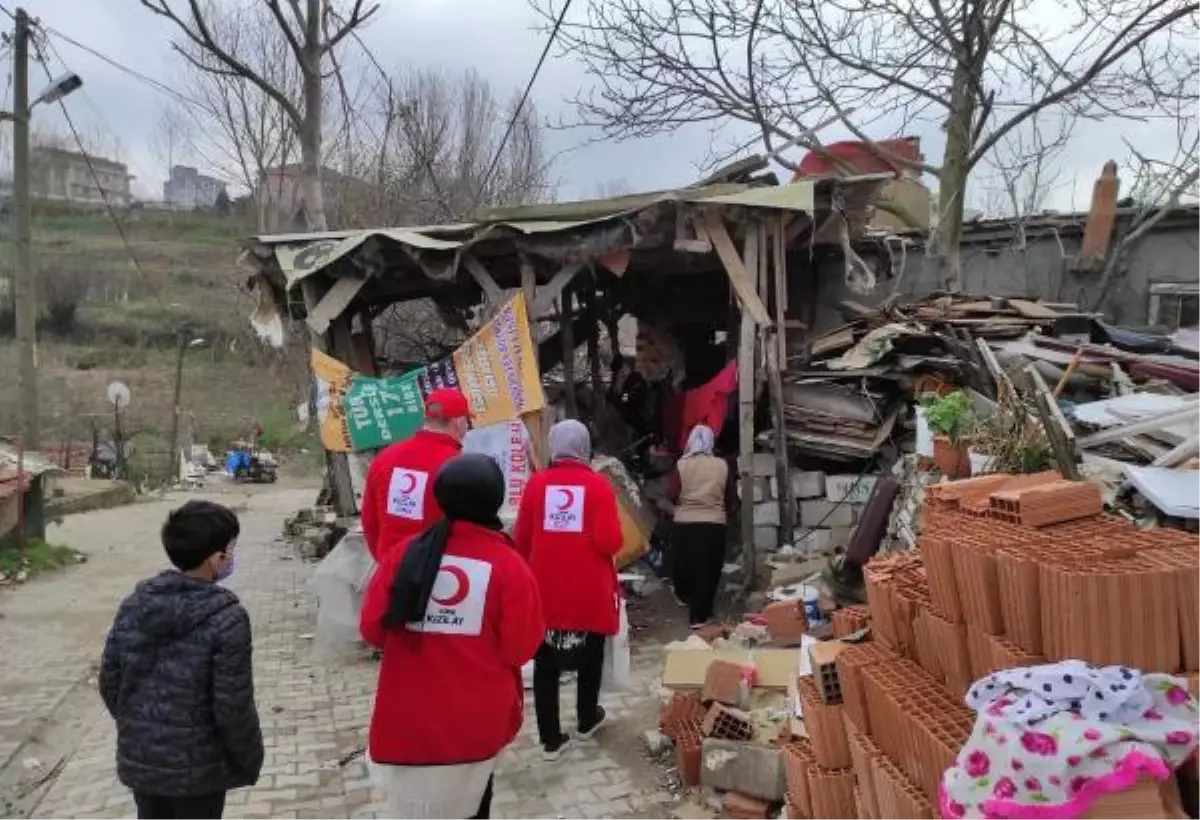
[133,792,226,820]
[533,632,605,745]
[671,521,726,625]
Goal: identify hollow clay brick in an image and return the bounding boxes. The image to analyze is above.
[911,610,943,681]
[845,720,881,818]
[836,642,894,734]
[660,692,707,739]
[703,659,753,707]
[950,534,1004,634]
[797,675,850,768]
[781,739,815,817]
[764,599,809,642]
[996,546,1043,654]
[920,532,961,622]
[872,754,933,819]
[806,765,856,819]
[831,604,871,638]
[924,610,972,697]
[722,791,771,819]
[675,720,703,786]
[701,702,754,741]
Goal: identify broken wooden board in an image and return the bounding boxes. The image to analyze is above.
[1009,298,1061,319]
[662,647,800,690]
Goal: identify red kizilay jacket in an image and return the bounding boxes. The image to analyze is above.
[360,520,545,765]
[513,460,624,636]
[361,429,462,562]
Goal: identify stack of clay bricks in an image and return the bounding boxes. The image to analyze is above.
[822,471,1200,819]
[914,472,1199,683]
[831,604,871,638]
[661,692,708,786]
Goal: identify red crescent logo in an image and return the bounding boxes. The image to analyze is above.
[557,488,575,511]
[431,565,470,607]
[398,472,418,494]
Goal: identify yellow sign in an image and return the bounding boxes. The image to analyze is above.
[451,295,544,427]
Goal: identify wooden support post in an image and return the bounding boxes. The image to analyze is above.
[737,228,760,591]
[520,255,548,467]
[695,210,773,326]
[763,221,794,546]
[301,276,357,517]
[562,288,578,418]
[584,286,603,412]
[773,213,789,368]
[738,306,757,591]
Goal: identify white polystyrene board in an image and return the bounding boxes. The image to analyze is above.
[1124,465,1200,518]
[1071,393,1195,427]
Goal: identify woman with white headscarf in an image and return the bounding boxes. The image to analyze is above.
[513,420,624,760]
[669,424,733,627]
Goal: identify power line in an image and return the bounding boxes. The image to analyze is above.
[29,34,157,296]
[41,23,204,112]
[477,0,573,198]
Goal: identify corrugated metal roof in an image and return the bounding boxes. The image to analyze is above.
[246,180,826,286]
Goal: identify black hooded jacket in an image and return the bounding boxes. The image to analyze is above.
[99,570,263,796]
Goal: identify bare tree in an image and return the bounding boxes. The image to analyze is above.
[140,0,379,232]
[1092,97,1199,311]
[536,0,1198,289]
[150,104,194,177]
[976,79,1078,245]
[333,67,552,226]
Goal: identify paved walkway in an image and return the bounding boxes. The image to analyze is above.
[0,482,678,819]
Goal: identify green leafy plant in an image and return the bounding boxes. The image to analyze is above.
[922,390,973,443]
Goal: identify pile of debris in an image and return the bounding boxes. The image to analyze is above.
[282,505,344,561]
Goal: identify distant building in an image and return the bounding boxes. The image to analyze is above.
[30,146,134,207]
[163,165,227,210]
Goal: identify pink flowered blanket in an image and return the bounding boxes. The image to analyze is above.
[940,662,1198,819]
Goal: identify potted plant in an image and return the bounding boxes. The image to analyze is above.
[922,391,973,478]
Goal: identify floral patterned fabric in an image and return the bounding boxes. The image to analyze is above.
[940,663,1198,819]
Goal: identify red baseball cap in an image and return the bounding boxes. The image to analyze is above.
[424,388,471,420]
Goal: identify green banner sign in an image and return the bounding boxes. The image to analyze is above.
[342,370,426,451]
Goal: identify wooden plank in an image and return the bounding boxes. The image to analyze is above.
[674,208,711,252]
[1009,298,1061,319]
[532,262,585,316]
[1025,364,1081,480]
[738,304,757,589]
[562,288,577,417]
[662,647,798,689]
[305,276,364,335]
[763,220,792,547]
[461,253,503,307]
[695,210,773,326]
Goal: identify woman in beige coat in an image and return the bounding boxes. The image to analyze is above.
[668,425,735,627]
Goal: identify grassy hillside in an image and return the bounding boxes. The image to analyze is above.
[0,205,314,478]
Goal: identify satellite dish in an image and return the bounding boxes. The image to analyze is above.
[106,381,131,410]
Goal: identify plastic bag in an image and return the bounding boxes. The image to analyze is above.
[601,598,631,692]
[311,528,377,662]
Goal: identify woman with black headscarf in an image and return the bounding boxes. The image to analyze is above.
[360,453,545,819]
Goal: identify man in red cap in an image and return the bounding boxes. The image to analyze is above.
[361,388,472,562]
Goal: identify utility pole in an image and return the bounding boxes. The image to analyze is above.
[168,331,186,483]
[12,8,35,449]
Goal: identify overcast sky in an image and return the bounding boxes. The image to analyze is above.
[14,0,1191,214]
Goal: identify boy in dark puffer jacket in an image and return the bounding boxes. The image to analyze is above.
[100,500,263,819]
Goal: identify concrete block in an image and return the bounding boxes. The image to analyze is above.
[828,526,854,547]
[753,501,780,526]
[700,738,786,801]
[791,471,826,499]
[799,499,855,528]
[792,527,832,554]
[736,478,770,502]
[753,527,780,550]
[743,452,775,477]
[824,474,877,504]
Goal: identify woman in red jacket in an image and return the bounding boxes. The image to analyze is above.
[513,419,624,760]
[361,453,544,818]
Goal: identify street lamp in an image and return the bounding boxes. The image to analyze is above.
[8,8,84,451]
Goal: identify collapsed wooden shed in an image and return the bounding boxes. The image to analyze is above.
[240,175,895,563]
